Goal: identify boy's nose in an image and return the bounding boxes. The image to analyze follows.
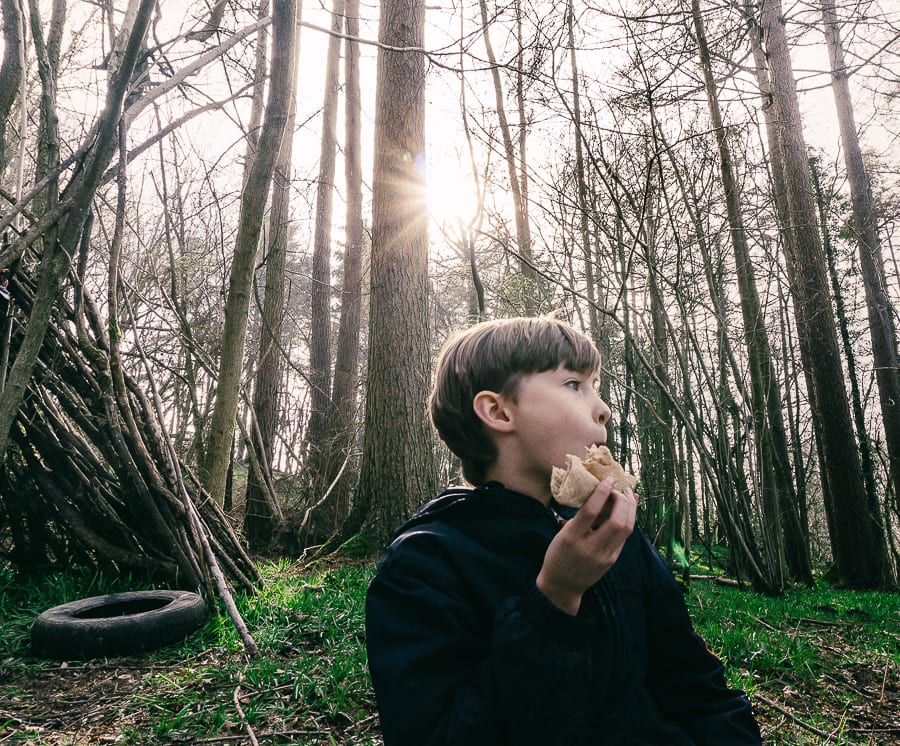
[595,396,611,425]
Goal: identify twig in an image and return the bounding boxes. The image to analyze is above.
[848,728,900,736]
[794,614,856,627]
[232,684,259,746]
[123,16,271,126]
[749,615,779,633]
[297,450,352,534]
[190,731,329,744]
[755,694,858,745]
[345,712,379,732]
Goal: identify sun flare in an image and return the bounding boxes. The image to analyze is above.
[425,149,481,227]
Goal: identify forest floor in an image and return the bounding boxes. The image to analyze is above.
[1,555,898,745]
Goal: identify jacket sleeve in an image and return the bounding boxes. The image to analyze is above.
[638,532,763,745]
[365,533,607,746]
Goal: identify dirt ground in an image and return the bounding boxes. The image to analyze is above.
[2,617,898,744]
[1,650,381,745]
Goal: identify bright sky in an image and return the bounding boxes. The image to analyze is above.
[3,1,896,254]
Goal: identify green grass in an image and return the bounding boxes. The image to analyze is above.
[685,577,899,744]
[0,559,378,744]
[1,556,897,745]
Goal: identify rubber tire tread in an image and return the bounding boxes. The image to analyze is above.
[31,590,207,659]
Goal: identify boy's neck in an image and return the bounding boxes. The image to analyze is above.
[482,464,551,506]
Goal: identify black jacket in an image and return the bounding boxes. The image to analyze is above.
[366,483,762,745]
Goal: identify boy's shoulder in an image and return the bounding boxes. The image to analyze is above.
[401,483,543,524]
[397,485,479,530]
[384,483,555,556]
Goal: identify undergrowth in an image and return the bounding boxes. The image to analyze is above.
[1,559,378,744]
[0,555,897,744]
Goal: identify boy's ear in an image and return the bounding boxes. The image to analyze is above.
[472,390,515,433]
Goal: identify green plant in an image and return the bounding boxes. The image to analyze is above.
[2,556,896,745]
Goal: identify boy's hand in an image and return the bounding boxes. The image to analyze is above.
[536,477,636,615]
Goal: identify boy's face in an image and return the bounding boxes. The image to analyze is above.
[503,365,611,493]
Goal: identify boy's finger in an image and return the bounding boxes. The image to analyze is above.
[568,476,614,527]
[587,487,636,535]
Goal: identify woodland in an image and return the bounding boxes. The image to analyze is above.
[0,0,898,668]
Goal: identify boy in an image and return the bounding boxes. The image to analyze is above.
[366,316,762,745]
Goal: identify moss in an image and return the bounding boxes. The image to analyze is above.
[334,532,383,560]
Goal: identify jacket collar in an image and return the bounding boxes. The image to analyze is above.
[393,482,570,540]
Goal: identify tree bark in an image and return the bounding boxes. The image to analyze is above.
[0,0,24,174]
[636,181,678,555]
[759,0,891,588]
[315,0,366,532]
[810,158,887,542]
[244,0,303,550]
[332,0,435,549]
[478,0,539,311]
[820,0,900,518]
[691,0,810,588]
[306,0,345,503]
[201,0,298,504]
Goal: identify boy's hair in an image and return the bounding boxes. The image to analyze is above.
[429,316,601,485]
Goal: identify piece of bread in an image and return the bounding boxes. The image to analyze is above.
[550,445,637,507]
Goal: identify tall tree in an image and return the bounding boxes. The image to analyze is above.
[478,0,539,312]
[0,0,24,174]
[759,0,891,588]
[641,193,679,561]
[810,157,881,522]
[244,1,303,549]
[566,0,603,350]
[333,0,435,548]
[743,0,820,541]
[306,0,346,474]
[201,0,298,504]
[820,0,900,516]
[690,0,810,587]
[315,0,366,533]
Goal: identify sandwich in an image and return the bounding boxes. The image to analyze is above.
[550,445,637,508]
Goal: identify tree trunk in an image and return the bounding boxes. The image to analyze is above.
[745,0,819,558]
[201,0,298,504]
[244,1,303,550]
[759,0,891,588]
[566,0,602,350]
[331,0,435,550]
[820,0,900,518]
[0,0,24,174]
[306,0,345,481]
[456,9,486,323]
[638,189,678,555]
[477,0,539,312]
[810,158,886,544]
[691,0,810,587]
[29,0,65,283]
[315,0,366,533]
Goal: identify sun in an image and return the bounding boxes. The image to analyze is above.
[425,146,481,228]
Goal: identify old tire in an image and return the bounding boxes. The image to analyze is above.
[31,590,207,660]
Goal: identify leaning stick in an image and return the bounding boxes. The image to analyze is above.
[122,287,260,658]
